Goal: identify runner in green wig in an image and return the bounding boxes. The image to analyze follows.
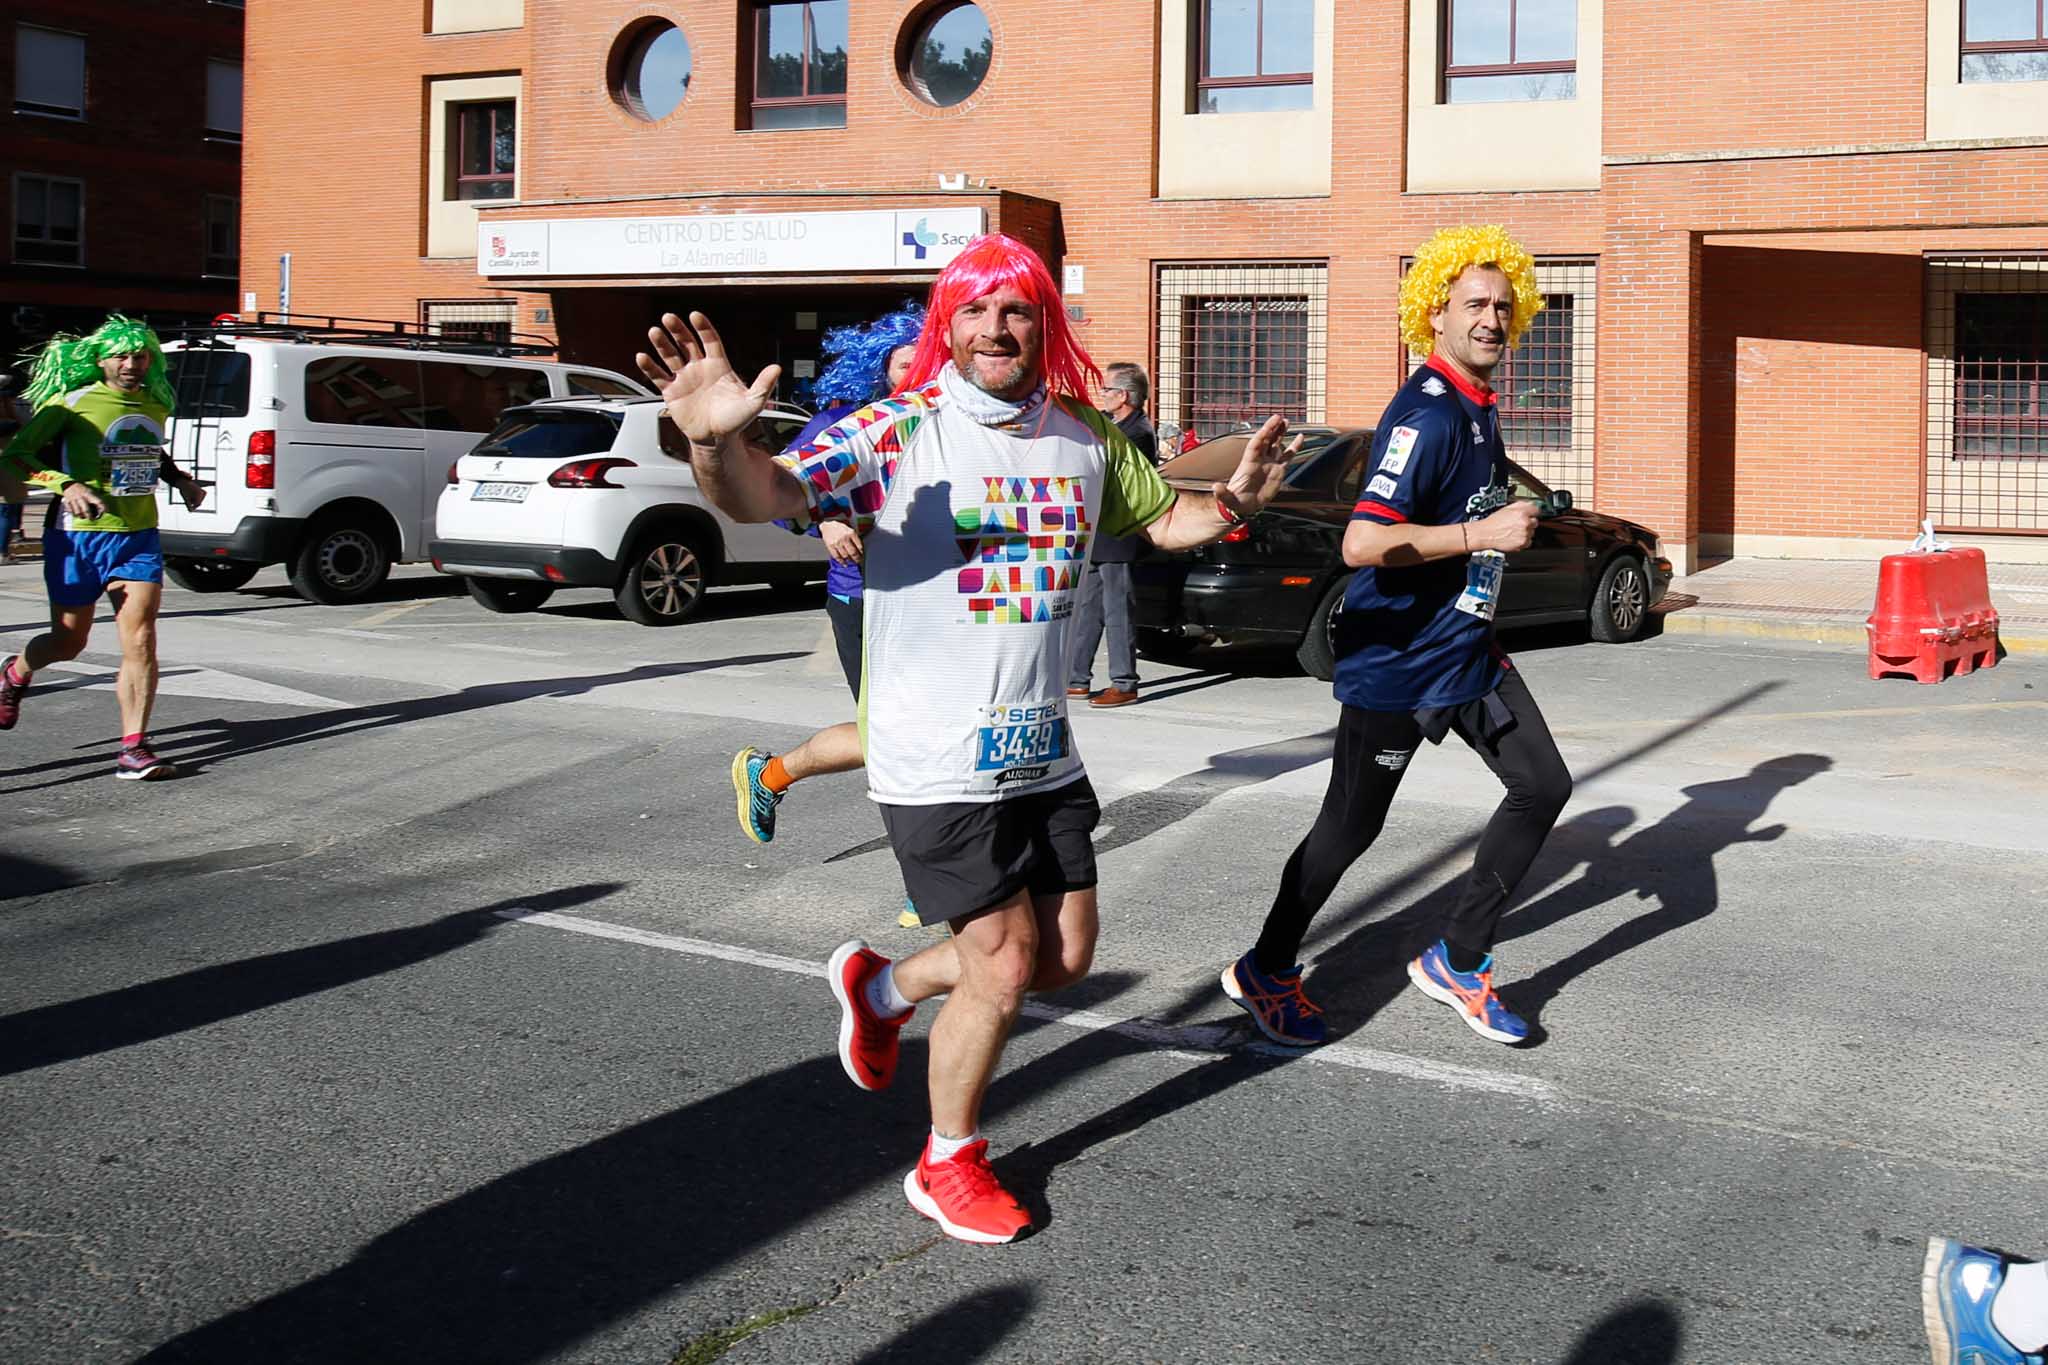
[20,313,176,413]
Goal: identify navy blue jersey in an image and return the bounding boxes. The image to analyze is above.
[1334,355,1513,712]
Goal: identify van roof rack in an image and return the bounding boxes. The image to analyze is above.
[160,312,557,358]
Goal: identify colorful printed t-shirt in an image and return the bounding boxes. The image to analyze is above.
[776,363,1175,806]
[1337,354,1513,713]
[1,383,173,533]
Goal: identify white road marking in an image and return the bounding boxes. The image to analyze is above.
[497,909,1560,1104]
[34,658,342,709]
[205,614,291,628]
[313,627,407,642]
[450,641,564,658]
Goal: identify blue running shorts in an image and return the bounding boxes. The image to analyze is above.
[44,526,165,606]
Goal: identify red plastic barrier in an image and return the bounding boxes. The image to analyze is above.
[1865,546,2001,684]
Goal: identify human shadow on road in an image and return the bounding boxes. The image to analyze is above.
[1558,1299,1682,1364]
[0,883,622,1076]
[0,653,805,791]
[0,850,85,902]
[1492,754,1833,1029]
[137,997,1151,1365]
[848,1284,1035,1364]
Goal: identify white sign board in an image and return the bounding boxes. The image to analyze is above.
[479,208,987,278]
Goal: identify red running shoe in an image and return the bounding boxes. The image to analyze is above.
[0,656,26,730]
[827,939,909,1091]
[903,1138,1030,1244]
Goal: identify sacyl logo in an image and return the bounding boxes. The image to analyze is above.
[901,217,939,260]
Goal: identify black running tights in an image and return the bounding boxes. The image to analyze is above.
[1252,669,1573,974]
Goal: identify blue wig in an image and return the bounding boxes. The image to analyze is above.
[813,301,926,404]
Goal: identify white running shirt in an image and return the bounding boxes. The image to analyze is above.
[775,364,1175,806]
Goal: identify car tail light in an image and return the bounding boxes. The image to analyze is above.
[1222,521,1253,544]
[447,461,460,485]
[542,564,566,582]
[548,458,637,489]
[245,431,276,489]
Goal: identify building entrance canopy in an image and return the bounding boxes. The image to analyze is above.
[478,206,988,279]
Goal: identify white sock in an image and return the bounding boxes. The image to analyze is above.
[863,963,912,1018]
[1994,1259,2048,1353]
[927,1128,979,1163]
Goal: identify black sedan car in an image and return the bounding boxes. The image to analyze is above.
[1132,427,1674,680]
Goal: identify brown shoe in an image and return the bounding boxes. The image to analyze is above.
[1066,685,1092,698]
[1090,686,1139,708]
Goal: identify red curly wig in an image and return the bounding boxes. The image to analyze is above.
[903,234,1100,402]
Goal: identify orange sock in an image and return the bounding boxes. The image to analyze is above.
[761,755,795,793]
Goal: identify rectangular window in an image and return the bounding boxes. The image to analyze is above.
[15,25,85,119]
[422,297,518,346]
[203,195,239,277]
[205,59,242,138]
[1442,0,1577,104]
[749,1,848,130]
[13,174,84,267]
[1962,0,2048,83]
[417,359,551,433]
[1155,262,1328,449]
[303,356,427,429]
[1196,0,1314,113]
[452,100,516,199]
[1954,293,2048,456]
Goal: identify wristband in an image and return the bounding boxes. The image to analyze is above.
[1216,497,1242,526]
[1461,522,1469,553]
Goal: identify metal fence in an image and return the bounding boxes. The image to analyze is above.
[419,297,519,346]
[1926,254,2048,533]
[1154,261,1328,449]
[1402,256,1598,500]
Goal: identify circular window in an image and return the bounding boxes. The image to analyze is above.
[902,3,993,108]
[614,21,692,123]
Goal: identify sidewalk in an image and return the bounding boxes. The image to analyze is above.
[1656,555,2048,654]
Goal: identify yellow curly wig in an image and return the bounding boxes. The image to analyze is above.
[1397,225,1544,357]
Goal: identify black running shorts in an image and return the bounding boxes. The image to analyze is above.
[879,776,1101,926]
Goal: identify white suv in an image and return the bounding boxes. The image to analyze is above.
[157,325,651,603]
[430,396,826,625]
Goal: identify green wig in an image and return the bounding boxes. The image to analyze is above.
[20,313,175,411]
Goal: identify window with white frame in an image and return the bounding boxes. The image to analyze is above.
[14,25,85,119]
[14,174,84,267]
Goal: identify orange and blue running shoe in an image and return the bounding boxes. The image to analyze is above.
[731,746,781,844]
[1220,950,1327,1047]
[1923,1238,2044,1365]
[1407,940,1529,1044]
[903,1137,1031,1245]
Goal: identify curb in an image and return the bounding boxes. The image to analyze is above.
[1655,608,2048,656]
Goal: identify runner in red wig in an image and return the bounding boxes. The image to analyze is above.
[902,233,1101,402]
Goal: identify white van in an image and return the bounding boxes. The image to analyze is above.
[156,325,651,603]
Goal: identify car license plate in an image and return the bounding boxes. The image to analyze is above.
[472,481,529,503]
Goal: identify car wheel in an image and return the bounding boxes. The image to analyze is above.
[1589,554,1652,643]
[164,558,260,594]
[1294,575,1352,682]
[288,520,392,604]
[1136,627,1200,663]
[615,529,708,626]
[464,576,555,614]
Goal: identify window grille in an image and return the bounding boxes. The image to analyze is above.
[1926,254,2048,533]
[1154,261,1327,449]
[421,297,518,346]
[1402,256,1597,499]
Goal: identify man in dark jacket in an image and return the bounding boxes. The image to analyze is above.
[1067,363,1157,708]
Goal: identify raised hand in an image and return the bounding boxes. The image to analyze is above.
[635,312,782,448]
[1213,414,1300,522]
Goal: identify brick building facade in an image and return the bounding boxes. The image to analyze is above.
[240,0,2048,570]
[2,0,243,365]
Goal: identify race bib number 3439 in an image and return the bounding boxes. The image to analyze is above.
[976,703,1068,773]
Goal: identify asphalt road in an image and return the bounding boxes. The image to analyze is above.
[3,563,2044,1365]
